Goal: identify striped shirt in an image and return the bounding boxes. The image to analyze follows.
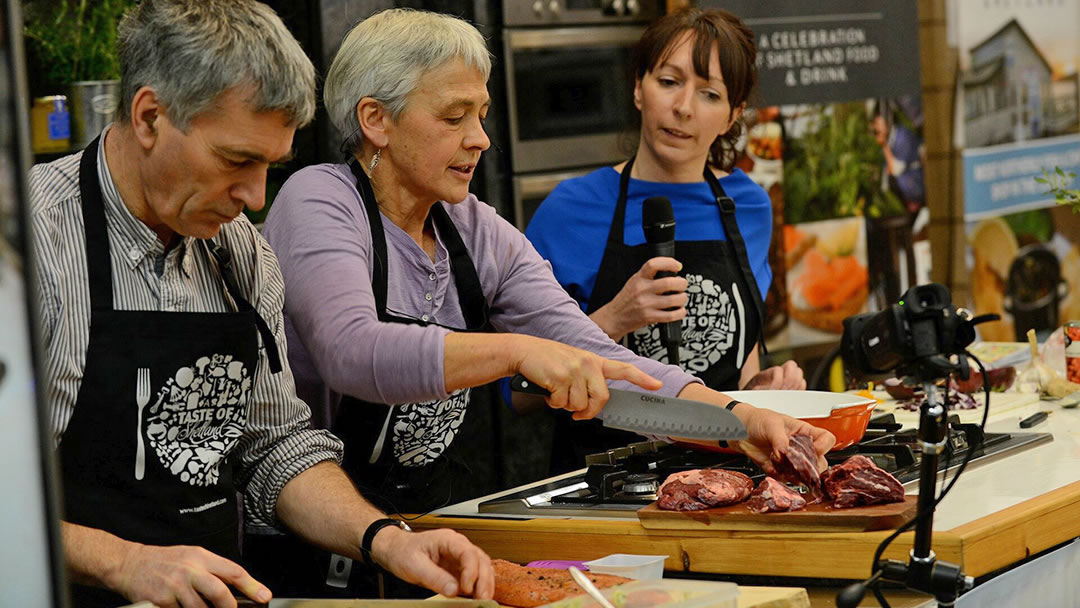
[28,130,343,528]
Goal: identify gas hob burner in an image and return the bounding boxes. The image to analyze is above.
[621,473,660,495]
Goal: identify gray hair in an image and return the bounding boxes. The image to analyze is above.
[325,8,492,154]
[116,0,316,131]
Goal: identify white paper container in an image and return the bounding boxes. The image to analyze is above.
[583,554,667,580]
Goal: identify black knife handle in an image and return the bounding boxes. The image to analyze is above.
[510,374,550,397]
[1019,411,1048,428]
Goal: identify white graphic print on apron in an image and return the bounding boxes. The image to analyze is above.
[390,388,472,467]
[145,354,251,486]
[629,274,748,373]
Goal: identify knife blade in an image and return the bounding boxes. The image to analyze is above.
[509,374,747,441]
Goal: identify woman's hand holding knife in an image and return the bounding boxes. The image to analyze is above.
[511,335,662,420]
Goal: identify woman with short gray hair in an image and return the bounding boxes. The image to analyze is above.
[264,3,829,541]
[325,8,492,155]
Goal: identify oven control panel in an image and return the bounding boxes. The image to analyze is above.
[505,0,659,26]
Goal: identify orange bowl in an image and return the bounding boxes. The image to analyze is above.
[795,401,878,449]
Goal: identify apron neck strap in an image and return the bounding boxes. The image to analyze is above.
[203,240,283,373]
[78,136,116,311]
[605,156,636,246]
[429,204,489,329]
[348,159,391,319]
[703,170,768,355]
[347,160,489,329]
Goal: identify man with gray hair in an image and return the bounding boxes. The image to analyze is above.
[28,1,493,606]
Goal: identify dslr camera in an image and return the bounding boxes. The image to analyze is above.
[841,283,987,382]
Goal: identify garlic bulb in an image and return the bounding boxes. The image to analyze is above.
[1017,329,1055,393]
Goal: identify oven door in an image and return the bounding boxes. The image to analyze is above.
[512,167,596,231]
[504,26,642,173]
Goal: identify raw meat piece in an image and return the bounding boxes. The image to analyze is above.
[491,559,630,608]
[773,434,824,503]
[821,454,906,508]
[656,468,754,511]
[747,476,807,513]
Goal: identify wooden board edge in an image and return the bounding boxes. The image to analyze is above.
[637,497,918,533]
[948,480,1080,539]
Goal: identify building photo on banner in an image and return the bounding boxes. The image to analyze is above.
[955,0,1080,343]
[703,0,930,351]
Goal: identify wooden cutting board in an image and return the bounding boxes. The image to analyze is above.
[637,495,918,532]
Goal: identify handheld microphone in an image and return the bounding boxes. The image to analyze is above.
[642,196,681,365]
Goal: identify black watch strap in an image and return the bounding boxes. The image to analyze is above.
[361,518,410,565]
[725,400,742,411]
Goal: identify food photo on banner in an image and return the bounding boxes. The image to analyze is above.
[705,0,929,350]
[767,98,929,349]
[953,0,1080,342]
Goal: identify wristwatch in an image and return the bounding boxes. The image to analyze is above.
[361,518,412,565]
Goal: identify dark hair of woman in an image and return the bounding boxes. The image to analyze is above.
[630,7,758,172]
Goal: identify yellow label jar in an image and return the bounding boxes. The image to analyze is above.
[31,96,70,154]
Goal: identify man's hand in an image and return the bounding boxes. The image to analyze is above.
[514,335,662,420]
[590,257,687,341]
[109,543,271,608]
[371,527,494,599]
[742,360,806,390]
[733,405,835,473]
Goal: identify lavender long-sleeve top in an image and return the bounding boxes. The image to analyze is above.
[262,163,699,427]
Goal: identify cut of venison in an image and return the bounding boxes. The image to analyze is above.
[747,476,808,513]
[773,434,824,503]
[821,454,905,508]
[657,468,754,511]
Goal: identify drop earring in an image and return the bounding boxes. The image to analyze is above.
[369,148,382,171]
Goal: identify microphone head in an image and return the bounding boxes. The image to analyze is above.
[642,196,675,243]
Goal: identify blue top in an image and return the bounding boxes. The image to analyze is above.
[526,166,774,311]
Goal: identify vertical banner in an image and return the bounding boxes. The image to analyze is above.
[703,1,927,350]
[954,0,1080,342]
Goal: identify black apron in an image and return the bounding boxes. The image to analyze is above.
[552,157,766,471]
[59,136,281,608]
[334,159,497,515]
[243,160,501,599]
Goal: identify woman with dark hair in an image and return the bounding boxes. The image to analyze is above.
[527,8,807,467]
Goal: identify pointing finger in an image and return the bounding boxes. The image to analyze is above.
[601,360,662,392]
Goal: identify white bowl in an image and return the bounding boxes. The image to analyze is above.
[583,554,667,580]
[721,390,875,419]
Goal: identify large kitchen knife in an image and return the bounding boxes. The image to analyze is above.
[509,374,747,441]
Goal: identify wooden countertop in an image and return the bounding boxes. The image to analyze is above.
[409,395,1080,582]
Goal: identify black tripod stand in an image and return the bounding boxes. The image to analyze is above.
[837,359,978,608]
[837,283,999,607]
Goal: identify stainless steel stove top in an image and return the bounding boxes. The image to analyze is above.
[477,415,1054,518]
